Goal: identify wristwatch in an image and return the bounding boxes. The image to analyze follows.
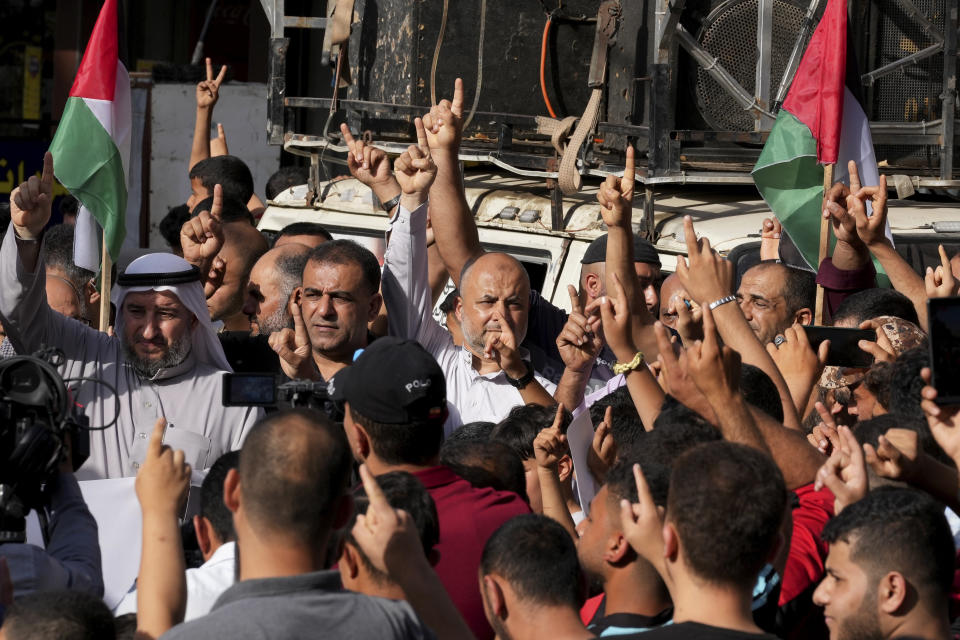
[505,362,535,390]
[380,193,402,213]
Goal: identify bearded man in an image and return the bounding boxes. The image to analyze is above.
[2,154,260,479]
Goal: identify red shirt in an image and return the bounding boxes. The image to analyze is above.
[413,465,531,640]
[780,483,834,606]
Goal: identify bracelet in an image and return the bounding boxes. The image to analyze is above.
[708,295,738,311]
[380,193,402,213]
[13,228,41,243]
[612,352,644,375]
[504,362,535,390]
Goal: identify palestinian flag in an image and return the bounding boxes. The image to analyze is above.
[752,0,891,275]
[49,0,130,272]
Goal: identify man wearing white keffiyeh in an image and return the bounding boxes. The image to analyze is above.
[2,154,260,479]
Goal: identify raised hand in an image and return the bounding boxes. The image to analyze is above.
[675,216,735,306]
[671,295,703,345]
[850,170,889,249]
[598,273,637,361]
[483,311,526,379]
[814,424,868,514]
[597,146,635,230]
[925,244,960,298]
[210,123,229,156]
[340,122,396,191]
[533,404,569,470]
[766,324,829,403]
[863,428,921,483]
[351,464,425,575]
[807,401,841,455]
[686,305,741,400]
[587,406,617,483]
[619,464,666,568]
[857,318,897,363]
[11,151,54,239]
[394,118,437,208]
[196,58,227,110]
[921,367,960,465]
[135,418,192,517]
[422,78,464,152]
[823,161,863,247]
[180,183,224,269]
[759,217,782,261]
[654,320,717,423]
[268,291,317,380]
[556,285,604,373]
[202,256,226,300]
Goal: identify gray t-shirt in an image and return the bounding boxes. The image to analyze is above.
[159,570,436,640]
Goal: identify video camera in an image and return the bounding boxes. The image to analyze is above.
[222,373,344,422]
[0,348,91,543]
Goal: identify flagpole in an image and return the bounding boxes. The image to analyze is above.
[813,163,834,325]
[99,230,112,333]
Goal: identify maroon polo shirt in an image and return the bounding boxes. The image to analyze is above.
[413,465,531,640]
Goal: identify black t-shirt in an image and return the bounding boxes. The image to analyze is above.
[619,621,779,640]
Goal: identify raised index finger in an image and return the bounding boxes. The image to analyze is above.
[40,151,54,193]
[682,215,700,258]
[848,160,861,194]
[551,403,566,432]
[205,57,213,82]
[358,463,389,510]
[567,284,583,315]
[414,117,428,149]
[214,64,227,86]
[451,78,464,117]
[622,146,635,194]
[211,184,223,221]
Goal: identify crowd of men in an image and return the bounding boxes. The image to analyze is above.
[0,66,959,640]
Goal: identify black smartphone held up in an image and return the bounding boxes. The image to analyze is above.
[800,326,876,368]
[222,373,277,406]
[927,297,960,405]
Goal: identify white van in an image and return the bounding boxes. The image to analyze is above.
[258,172,960,313]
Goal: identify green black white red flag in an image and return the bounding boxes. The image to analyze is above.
[752,0,892,274]
[48,0,130,272]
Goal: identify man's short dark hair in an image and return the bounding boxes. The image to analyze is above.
[863,361,894,411]
[833,288,919,326]
[59,194,80,218]
[201,450,240,543]
[350,406,443,466]
[645,395,721,458]
[306,240,380,295]
[822,486,955,599]
[2,590,115,640]
[446,421,496,444]
[189,155,255,204]
[590,386,645,450]
[438,288,459,315]
[741,363,784,422]
[277,221,334,243]
[781,264,817,315]
[44,224,94,287]
[605,456,670,507]
[481,514,586,609]
[668,441,787,589]
[491,404,571,461]
[266,166,309,200]
[238,408,351,546]
[275,249,311,302]
[344,470,440,583]
[159,204,192,253]
[888,347,930,423]
[440,439,529,503]
[191,194,254,225]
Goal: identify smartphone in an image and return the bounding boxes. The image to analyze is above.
[222,373,277,406]
[927,297,960,404]
[801,326,876,368]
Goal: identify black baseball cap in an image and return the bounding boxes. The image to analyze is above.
[581,233,662,267]
[328,337,448,424]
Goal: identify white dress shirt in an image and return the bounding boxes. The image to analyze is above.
[382,201,556,425]
[115,541,236,621]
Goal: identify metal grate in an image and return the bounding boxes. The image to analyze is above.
[870,0,949,169]
[694,0,808,131]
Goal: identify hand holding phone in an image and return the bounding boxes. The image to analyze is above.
[800,326,875,368]
[927,297,960,405]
